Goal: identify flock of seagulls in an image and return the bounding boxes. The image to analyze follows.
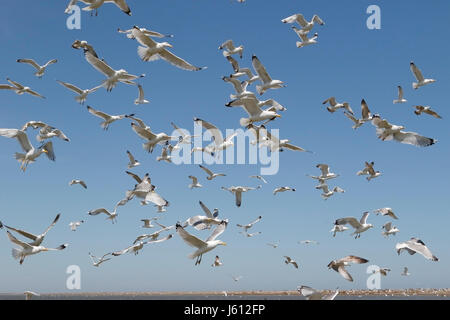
[0,2,443,299]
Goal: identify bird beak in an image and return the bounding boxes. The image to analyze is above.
[222,242,227,246]
[42,149,48,154]
[275,114,281,118]
[168,44,173,48]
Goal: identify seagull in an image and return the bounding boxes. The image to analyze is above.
[185,201,220,231]
[401,267,410,276]
[322,97,353,115]
[219,40,244,58]
[373,267,391,276]
[382,222,400,238]
[232,275,243,282]
[129,122,174,153]
[69,179,87,189]
[252,55,286,95]
[260,129,309,153]
[21,121,70,143]
[222,77,255,100]
[127,178,169,208]
[134,84,150,105]
[71,40,98,57]
[226,56,260,83]
[315,184,345,200]
[281,13,325,33]
[6,231,68,265]
[292,29,318,48]
[88,201,122,224]
[330,224,349,237]
[156,147,172,163]
[188,176,202,189]
[87,106,133,130]
[225,96,282,127]
[240,231,261,237]
[84,50,144,91]
[273,186,296,195]
[89,252,112,267]
[297,286,339,301]
[69,220,84,231]
[410,61,436,89]
[314,164,339,180]
[199,165,226,180]
[57,80,101,104]
[112,235,172,256]
[64,0,78,13]
[126,150,140,168]
[283,256,299,269]
[299,240,319,245]
[0,78,45,98]
[267,242,279,248]
[374,208,399,220]
[0,128,55,171]
[221,186,261,207]
[17,58,57,78]
[1,214,60,246]
[327,255,369,282]
[357,161,382,181]
[236,216,262,232]
[176,220,227,266]
[334,212,373,239]
[393,86,407,104]
[132,26,205,71]
[192,118,237,156]
[170,122,199,145]
[133,223,175,244]
[118,27,173,39]
[413,106,442,119]
[250,175,268,184]
[396,238,439,261]
[343,99,372,129]
[212,255,223,267]
[24,291,40,300]
[155,205,167,213]
[80,0,132,16]
[371,114,437,147]
[141,218,159,228]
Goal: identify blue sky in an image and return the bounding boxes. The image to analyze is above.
[0,0,449,293]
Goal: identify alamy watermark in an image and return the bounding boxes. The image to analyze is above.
[366,5,381,30]
[66,265,81,290]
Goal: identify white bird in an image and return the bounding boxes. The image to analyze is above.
[393,86,407,104]
[87,106,133,130]
[126,150,140,168]
[221,186,261,207]
[118,27,173,39]
[69,179,87,189]
[0,128,55,171]
[132,26,205,71]
[130,122,174,153]
[401,267,410,276]
[170,122,199,145]
[69,220,84,231]
[185,201,220,231]
[314,164,339,180]
[57,80,101,104]
[199,165,226,180]
[371,114,437,147]
[222,76,255,100]
[382,222,400,238]
[299,240,319,245]
[267,242,279,248]
[357,161,382,181]
[374,208,399,220]
[252,55,286,95]
[322,97,353,114]
[88,201,122,224]
[373,267,391,276]
[413,105,442,119]
[133,223,175,244]
[410,61,436,90]
[155,205,167,213]
[236,216,262,232]
[281,13,325,33]
[260,129,309,153]
[344,99,372,129]
[315,184,345,200]
[134,84,150,105]
[1,214,60,246]
[80,0,132,16]
[176,220,227,266]
[156,147,172,163]
[17,58,57,78]
[0,78,45,99]
[141,218,159,228]
[297,286,339,301]
[112,234,172,256]
[273,186,296,195]
[225,96,282,127]
[188,175,202,189]
[241,231,261,238]
[24,291,40,300]
[212,255,223,267]
[396,238,439,261]
[283,256,299,269]
[64,0,78,13]
[84,50,144,91]
[71,39,98,57]
[327,255,369,282]
[21,121,70,143]
[6,231,68,265]
[330,224,349,237]
[219,40,244,58]
[89,252,112,267]
[232,275,243,282]
[335,212,373,239]
[292,29,318,48]
[226,56,260,83]
[192,118,237,156]
[249,175,268,184]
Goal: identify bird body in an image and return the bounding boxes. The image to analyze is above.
[17,58,57,78]
[334,212,373,238]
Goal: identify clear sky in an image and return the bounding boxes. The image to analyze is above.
[0,0,449,293]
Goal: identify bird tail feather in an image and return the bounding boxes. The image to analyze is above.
[12,248,22,260]
[239,118,251,127]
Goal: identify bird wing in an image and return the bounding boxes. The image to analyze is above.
[251,55,271,83]
[317,164,330,176]
[126,115,148,129]
[341,255,369,264]
[87,106,111,120]
[132,27,158,48]
[360,212,370,225]
[337,266,353,281]
[397,86,404,100]
[43,59,58,68]
[131,123,156,140]
[235,191,242,207]
[249,216,262,227]
[344,112,358,124]
[109,0,131,15]
[56,81,82,94]
[42,213,61,237]
[410,62,424,82]
[79,181,87,189]
[424,108,442,119]
[7,78,24,89]
[198,200,213,218]
[6,231,33,249]
[226,56,239,72]
[0,129,33,152]
[88,208,110,216]
[335,217,361,229]
[361,99,371,120]
[137,84,145,100]
[25,88,45,99]
[17,59,41,70]
[5,226,38,241]
[145,234,172,245]
[84,50,115,77]
[193,117,223,145]
[393,131,436,147]
[189,175,198,184]
[199,165,213,177]
[241,97,263,117]
[206,220,228,242]
[145,190,169,207]
[127,150,136,163]
[125,170,142,183]
[159,49,203,71]
[176,224,207,249]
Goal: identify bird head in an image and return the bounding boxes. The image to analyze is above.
[219,241,227,246]
[161,42,173,48]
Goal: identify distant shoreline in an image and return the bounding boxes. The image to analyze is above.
[2,289,449,297]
